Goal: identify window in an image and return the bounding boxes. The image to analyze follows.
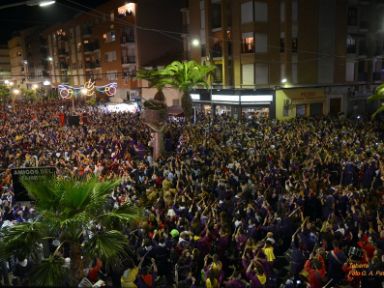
[241,1,253,24]
[255,33,268,53]
[281,63,286,79]
[105,51,117,62]
[213,64,223,83]
[292,63,298,84]
[346,62,354,81]
[242,32,254,53]
[200,0,206,29]
[280,1,285,22]
[105,31,116,43]
[348,7,357,26]
[347,35,356,53]
[106,71,118,81]
[283,105,289,117]
[255,64,268,84]
[254,2,268,22]
[211,3,221,29]
[292,0,298,22]
[241,64,254,85]
[296,104,306,116]
[280,32,285,52]
[292,38,298,53]
[110,12,115,22]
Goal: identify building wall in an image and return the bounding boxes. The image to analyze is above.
[0,45,10,81]
[275,87,326,120]
[42,0,183,100]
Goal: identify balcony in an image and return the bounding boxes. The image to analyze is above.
[359,20,369,31]
[59,63,68,70]
[347,45,357,54]
[120,33,135,44]
[84,60,100,69]
[121,56,136,64]
[358,72,368,81]
[58,49,69,56]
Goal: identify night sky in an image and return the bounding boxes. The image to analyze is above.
[0,0,108,44]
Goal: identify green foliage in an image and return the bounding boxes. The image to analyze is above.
[137,68,168,91]
[369,83,384,118]
[143,99,168,110]
[1,177,142,283]
[160,60,215,93]
[29,256,69,287]
[159,60,215,119]
[0,84,10,102]
[22,88,37,102]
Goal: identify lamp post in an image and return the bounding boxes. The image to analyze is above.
[0,0,55,10]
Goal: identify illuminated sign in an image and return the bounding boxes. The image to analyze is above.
[212,94,240,102]
[58,81,117,99]
[190,93,200,100]
[241,95,273,102]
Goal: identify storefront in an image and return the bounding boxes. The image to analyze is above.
[190,88,275,119]
[275,87,326,120]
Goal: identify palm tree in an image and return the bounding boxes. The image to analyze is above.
[0,177,142,286]
[137,68,167,102]
[368,83,384,118]
[160,60,215,121]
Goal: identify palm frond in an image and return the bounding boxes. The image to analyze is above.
[29,256,69,287]
[372,104,384,118]
[1,221,45,260]
[21,177,61,211]
[83,230,128,268]
[97,204,143,227]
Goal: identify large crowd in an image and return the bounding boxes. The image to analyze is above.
[1,100,384,288]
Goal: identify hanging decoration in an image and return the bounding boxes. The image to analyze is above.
[58,81,117,99]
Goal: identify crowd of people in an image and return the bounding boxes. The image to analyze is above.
[0,99,384,287]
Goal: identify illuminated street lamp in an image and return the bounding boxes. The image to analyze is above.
[32,84,39,90]
[4,80,9,85]
[43,80,51,86]
[12,89,20,95]
[0,0,55,10]
[81,88,88,96]
[192,38,200,47]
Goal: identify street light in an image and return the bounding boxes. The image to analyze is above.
[43,80,51,86]
[0,0,55,10]
[192,38,200,47]
[32,84,39,90]
[12,89,20,95]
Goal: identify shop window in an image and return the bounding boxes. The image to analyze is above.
[255,33,268,53]
[254,2,268,22]
[242,32,254,53]
[241,1,253,24]
[241,64,254,85]
[310,103,323,116]
[296,104,306,116]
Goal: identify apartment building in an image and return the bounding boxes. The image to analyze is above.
[8,27,49,88]
[0,45,10,81]
[186,0,384,119]
[43,0,184,101]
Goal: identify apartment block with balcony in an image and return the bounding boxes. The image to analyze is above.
[0,45,10,81]
[8,27,49,88]
[43,0,184,101]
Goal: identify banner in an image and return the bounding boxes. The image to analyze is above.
[11,167,56,202]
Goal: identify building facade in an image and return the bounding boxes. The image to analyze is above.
[43,0,184,101]
[0,45,10,81]
[8,27,49,88]
[185,0,384,119]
